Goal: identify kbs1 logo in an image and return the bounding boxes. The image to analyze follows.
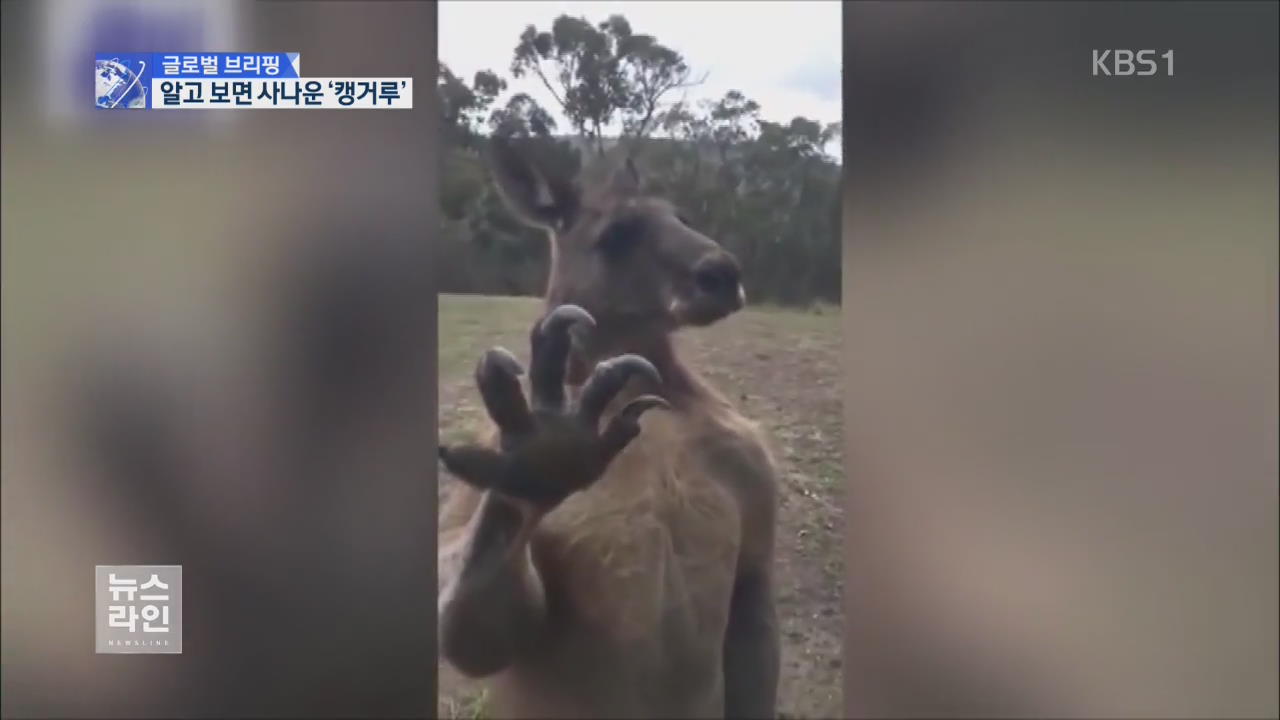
[95,565,182,654]
[1092,49,1174,77]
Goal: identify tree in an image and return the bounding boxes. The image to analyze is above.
[708,90,761,152]
[510,14,703,156]
[439,13,842,306]
[488,93,558,139]
[438,62,506,150]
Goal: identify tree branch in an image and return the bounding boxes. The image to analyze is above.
[528,59,568,113]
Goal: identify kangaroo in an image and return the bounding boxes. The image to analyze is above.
[438,138,780,719]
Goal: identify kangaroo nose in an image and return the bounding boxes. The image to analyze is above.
[693,255,742,298]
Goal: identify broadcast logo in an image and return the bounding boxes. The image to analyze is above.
[95,56,148,109]
[95,565,183,654]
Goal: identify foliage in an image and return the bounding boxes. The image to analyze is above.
[509,13,703,156]
[437,14,841,307]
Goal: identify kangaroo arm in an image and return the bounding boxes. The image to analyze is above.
[723,567,781,719]
[438,490,547,678]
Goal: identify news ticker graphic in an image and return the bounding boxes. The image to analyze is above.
[94,52,413,109]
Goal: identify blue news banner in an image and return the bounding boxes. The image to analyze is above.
[95,53,413,110]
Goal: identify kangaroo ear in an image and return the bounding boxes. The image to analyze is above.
[486,137,579,231]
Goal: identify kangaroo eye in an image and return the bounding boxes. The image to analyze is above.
[598,217,644,260]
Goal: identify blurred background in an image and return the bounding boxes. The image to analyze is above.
[2,1,438,717]
[844,2,1277,718]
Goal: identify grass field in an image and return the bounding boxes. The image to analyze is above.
[437,294,844,719]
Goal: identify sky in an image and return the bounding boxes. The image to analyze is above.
[438,1,842,162]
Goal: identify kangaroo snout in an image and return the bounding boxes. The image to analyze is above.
[693,254,743,302]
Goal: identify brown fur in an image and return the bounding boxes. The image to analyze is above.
[438,140,780,719]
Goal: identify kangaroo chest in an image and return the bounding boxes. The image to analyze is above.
[503,422,743,709]
[532,425,743,639]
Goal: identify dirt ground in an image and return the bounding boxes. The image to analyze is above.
[437,294,844,719]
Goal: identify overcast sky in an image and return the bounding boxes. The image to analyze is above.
[439,1,842,162]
